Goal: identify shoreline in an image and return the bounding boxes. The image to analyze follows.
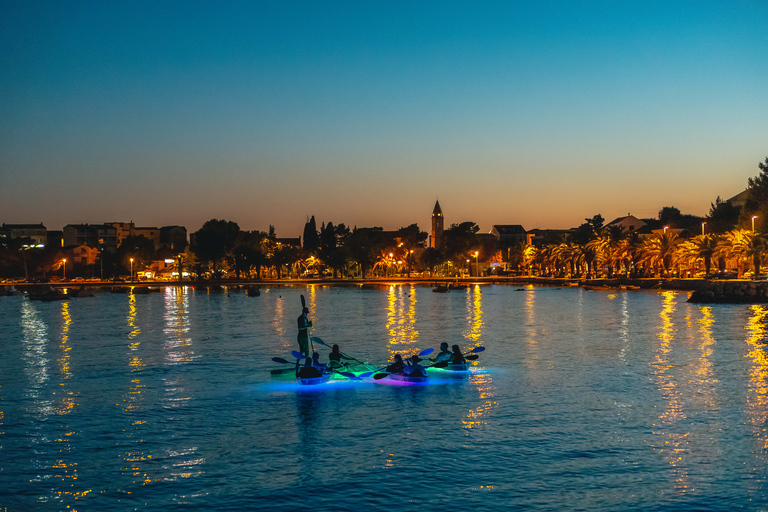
[7,276,768,303]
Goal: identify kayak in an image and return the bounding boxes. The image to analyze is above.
[387,372,428,384]
[296,372,332,386]
[444,363,469,372]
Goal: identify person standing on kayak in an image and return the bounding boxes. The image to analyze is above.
[297,307,312,357]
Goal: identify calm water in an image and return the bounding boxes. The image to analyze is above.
[1,284,767,511]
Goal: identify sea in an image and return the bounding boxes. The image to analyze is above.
[1,283,767,511]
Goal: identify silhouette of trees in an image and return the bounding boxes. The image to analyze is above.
[346,227,387,279]
[117,235,155,276]
[191,219,240,278]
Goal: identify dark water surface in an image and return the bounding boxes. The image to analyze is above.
[1,284,767,511]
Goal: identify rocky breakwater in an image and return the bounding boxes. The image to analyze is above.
[688,280,768,304]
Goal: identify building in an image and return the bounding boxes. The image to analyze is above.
[490,225,527,243]
[1,223,48,246]
[159,226,188,253]
[727,189,749,209]
[63,224,118,252]
[605,214,647,234]
[430,200,444,249]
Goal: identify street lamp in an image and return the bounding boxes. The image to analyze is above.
[753,215,758,232]
[130,258,134,282]
[62,258,66,280]
[701,222,706,236]
[474,251,479,277]
[663,226,668,234]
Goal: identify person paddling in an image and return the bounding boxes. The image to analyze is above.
[297,357,322,379]
[297,307,312,357]
[386,354,405,374]
[449,345,466,364]
[328,344,352,369]
[404,354,426,377]
[432,342,451,363]
[312,352,327,372]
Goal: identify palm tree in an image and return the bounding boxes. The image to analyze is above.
[687,234,719,277]
[641,232,680,276]
[727,229,765,277]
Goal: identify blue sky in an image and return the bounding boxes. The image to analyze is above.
[1,1,766,236]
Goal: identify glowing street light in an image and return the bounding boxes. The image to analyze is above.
[62,258,66,280]
[130,258,134,282]
[753,215,758,232]
[474,251,479,277]
[701,222,706,236]
[663,226,668,233]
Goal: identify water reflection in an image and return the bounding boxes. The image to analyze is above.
[20,300,51,415]
[463,285,496,430]
[386,285,419,356]
[55,301,75,415]
[745,306,768,456]
[163,286,195,364]
[650,291,688,492]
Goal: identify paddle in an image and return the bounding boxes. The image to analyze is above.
[311,336,368,365]
[359,348,436,378]
[373,361,448,380]
[466,354,479,360]
[292,350,308,360]
[272,357,292,364]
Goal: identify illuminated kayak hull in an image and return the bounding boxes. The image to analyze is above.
[387,373,428,384]
[445,363,469,372]
[296,373,332,385]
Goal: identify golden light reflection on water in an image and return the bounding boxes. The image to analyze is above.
[463,285,483,348]
[163,286,196,365]
[745,305,768,455]
[55,301,75,415]
[650,291,689,493]
[386,285,419,357]
[20,300,52,415]
[123,294,144,412]
[462,285,497,430]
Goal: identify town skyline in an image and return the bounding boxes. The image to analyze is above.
[2,2,766,237]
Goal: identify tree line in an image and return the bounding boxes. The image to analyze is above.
[2,156,767,281]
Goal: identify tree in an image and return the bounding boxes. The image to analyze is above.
[319,222,350,278]
[117,235,155,277]
[191,219,240,278]
[707,196,740,233]
[420,247,444,277]
[229,230,267,279]
[741,156,768,232]
[302,216,320,254]
[442,222,479,262]
[396,223,427,277]
[346,227,387,279]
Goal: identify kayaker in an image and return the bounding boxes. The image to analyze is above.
[385,354,405,374]
[404,354,426,377]
[432,342,451,363]
[297,358,322,379]
[297,307,312,357]
[449,345,466,364]
[312,352,327,372]
[329,344,350,363]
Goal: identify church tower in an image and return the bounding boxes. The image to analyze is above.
[431,200,444,249]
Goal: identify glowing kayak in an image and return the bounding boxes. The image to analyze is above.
[387,373,428,384]
[444,363,469,372]
[296,372,332,385]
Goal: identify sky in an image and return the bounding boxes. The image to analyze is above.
[1,1,767,237]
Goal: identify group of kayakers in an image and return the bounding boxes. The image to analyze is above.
[297,303,468,378]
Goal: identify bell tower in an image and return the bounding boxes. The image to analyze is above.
[431,200,444,249]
